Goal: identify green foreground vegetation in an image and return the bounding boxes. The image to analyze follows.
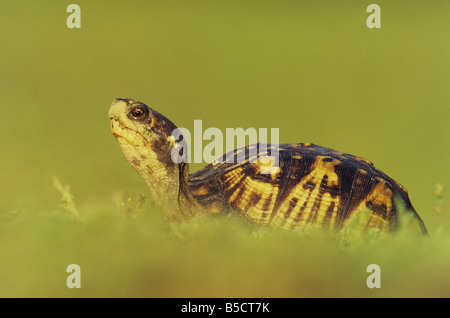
[0,185,448,298]
[0,1,448,297]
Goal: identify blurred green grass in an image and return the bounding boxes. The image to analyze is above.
[0,197,448,298]
[0,1,449,297]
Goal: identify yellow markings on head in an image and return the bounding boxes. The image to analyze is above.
[167,135,176,145]
[111,120,136,145]
[108,99,129,120]
[110,119,122,137]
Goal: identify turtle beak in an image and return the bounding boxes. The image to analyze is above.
[108,98,135,120]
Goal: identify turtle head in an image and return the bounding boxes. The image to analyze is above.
[108,98,193,218]
[108,98,181,169]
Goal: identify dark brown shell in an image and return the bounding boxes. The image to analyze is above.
[188,143,427,233]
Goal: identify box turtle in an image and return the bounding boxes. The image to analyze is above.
[108,98,427,234]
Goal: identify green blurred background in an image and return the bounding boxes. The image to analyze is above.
[0,1,449,298]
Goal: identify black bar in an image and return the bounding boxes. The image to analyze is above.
[0,298,447,315]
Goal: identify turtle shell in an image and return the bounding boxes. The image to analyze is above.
[188,143,427,233]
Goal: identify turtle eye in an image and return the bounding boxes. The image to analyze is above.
[130,106,146,120]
